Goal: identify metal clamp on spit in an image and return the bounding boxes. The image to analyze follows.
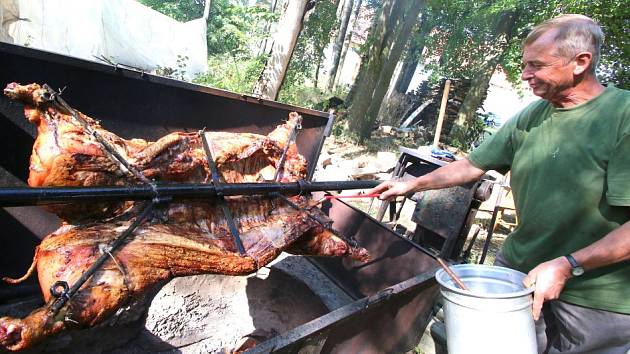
[199,129,247,256]
[297,179,308,196]
[273,115,302,182]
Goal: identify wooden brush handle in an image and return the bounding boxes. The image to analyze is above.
[437,257,470,291]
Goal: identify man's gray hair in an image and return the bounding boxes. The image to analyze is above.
[524,14,604,73]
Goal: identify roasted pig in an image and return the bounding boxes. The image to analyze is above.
[0,83,369,351]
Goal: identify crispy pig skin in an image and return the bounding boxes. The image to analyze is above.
[0,83,370,351]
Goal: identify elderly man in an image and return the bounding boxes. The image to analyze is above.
[371,14,629,354]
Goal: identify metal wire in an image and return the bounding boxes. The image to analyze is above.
[41,84,157,194]
[38,85,160,316]
[49,201,155,315]
[199,130,246,256]
[273,115,302,182]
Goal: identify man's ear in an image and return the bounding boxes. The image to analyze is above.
[573,52,592,75]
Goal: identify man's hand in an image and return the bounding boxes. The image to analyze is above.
[368,180,414,201]
[369,159,486,201]
[522,257,572,320]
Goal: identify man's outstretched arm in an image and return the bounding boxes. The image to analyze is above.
[369,158,487,200]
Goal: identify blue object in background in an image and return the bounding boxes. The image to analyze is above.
[482,113,501,128]
[431,147,455,160]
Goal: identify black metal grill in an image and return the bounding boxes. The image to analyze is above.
[0,42,440,354]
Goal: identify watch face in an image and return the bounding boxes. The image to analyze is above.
[572,266,585,277]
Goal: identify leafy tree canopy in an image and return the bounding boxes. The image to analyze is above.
[281,0,339,104]
[417,0,628,89]
[138,0,276,56]
[506,0,629,89]
[138,0,628,101]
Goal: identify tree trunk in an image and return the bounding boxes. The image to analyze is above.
[345,0,373,106]
[252,0,313,100]
[347,0,397,137]
[365,1,423,128]
[345,51,366,106]
[334,0,362,89]
[258,0,280,56]
[314,51,323,88]
[448,10,517,142]
[378,13,430,126]
[394,52,417,93]
[348,0,424,141]
[393,13,430,93]
[326,0,354,91]
[203,0,212,20]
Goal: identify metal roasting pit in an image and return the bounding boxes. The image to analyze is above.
[0,43,440,354]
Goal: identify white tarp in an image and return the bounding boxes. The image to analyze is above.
[1,0,208,80]
[0,0,17,43]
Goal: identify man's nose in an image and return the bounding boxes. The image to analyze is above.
[521,68,532,81]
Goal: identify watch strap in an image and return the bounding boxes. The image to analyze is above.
[565,254,580,268]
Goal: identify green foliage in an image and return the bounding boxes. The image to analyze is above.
[207,1,277,56]
[138,0,204,21]
[501,38,528,89]
[138,0,276,56]
[421,1,519,83]
[193,54,266,93]
[283,0,339,90]
[331,121,345,137]
[140,0,345,109]
[418,0,628,89]
[448,114,491,151]
[156,54,190,80]
[354,1,382,58]
[276,0,354,109]
[278,83,349,112]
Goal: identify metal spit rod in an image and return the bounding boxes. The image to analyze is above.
[0,180,381,207]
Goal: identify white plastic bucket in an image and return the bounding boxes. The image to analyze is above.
[435,264,537,354]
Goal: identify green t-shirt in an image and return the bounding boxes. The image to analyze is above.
[469,85,630,314]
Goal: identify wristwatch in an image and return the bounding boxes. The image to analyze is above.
[565,254,584,277]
